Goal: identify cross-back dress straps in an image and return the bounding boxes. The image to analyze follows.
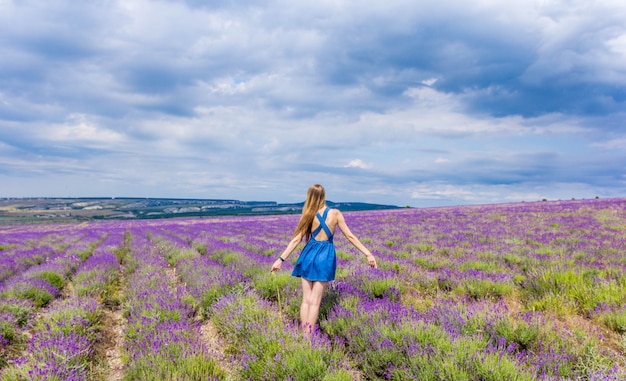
[311,208,333,242]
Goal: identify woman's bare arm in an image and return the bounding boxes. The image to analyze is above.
[336,210,378,268]
[271,232,303,272]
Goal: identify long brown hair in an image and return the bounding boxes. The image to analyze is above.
[293,184,326,241]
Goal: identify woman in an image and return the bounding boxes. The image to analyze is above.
[271,184,378,335]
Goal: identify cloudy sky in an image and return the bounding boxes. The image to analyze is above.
[1,0,625,207]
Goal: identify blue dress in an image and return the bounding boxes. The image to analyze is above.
[292,208,337,282]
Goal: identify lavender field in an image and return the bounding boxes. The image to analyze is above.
[1,198,625,380]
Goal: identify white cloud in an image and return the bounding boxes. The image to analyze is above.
[49,114,125,144]
[503,192,545,202]
[606,33,626,67]
[410,184,477,200]
[591,137,626,150]
[344,159,371,169]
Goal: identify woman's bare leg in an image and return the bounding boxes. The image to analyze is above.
[300,278,326,337]
[300,278,313,332]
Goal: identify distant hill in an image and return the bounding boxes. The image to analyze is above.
[0,197,400,224]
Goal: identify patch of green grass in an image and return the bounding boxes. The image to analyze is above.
[523,268,626,316]
[598,308,626,334]
[19,254,45,267]
[458,259,501,273]
[165,247,199,266]
[123,353,225,381]
[458,279,514,300]
[470,348,533,381]
[252,272,298,304]
[0,315,20,345]
[73,241,100,261]
[493,316,541,351]
[33,271,66,290]
[0,285,54,308]
[361,275,405,301]
[413,256,449,270]
[74,270,120,303]
[262,247,277,256]
[219,253,265,279]
[573,343,620,380]
[113,231,133,265]
[335,249,352,260]
[34,298,101,340]
[191,242,207,255]
[0,300,34,327]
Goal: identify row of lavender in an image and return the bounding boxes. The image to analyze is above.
[118,225,225,379]
[2,229,123,379]
[1,225,103,364]
[154,198,626,380]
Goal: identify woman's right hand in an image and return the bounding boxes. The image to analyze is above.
[271,259,282,272]
[366,254,378,269]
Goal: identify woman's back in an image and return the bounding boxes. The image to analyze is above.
[310,207,338,241]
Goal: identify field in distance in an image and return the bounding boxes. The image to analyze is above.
[0,197,400,224]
